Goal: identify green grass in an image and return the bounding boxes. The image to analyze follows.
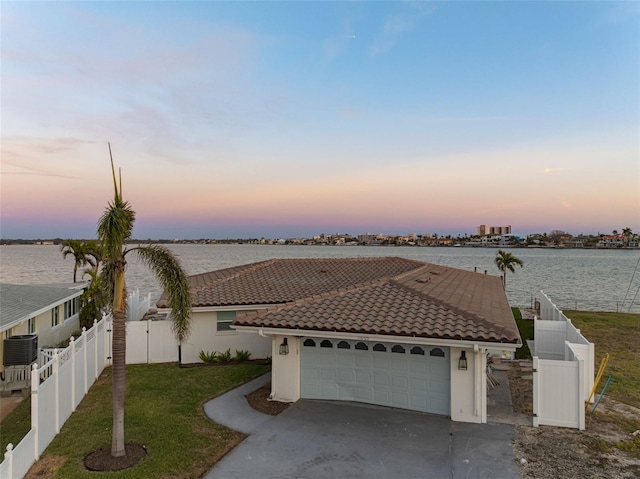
[2,362,269,478]
[0,396,32,453]
[566,310,640,409]
[512,307,533,359]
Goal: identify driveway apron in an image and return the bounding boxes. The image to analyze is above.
[205,378,519,479]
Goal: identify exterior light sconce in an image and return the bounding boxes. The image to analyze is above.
[458,351,468,370]
[279,338,289,355]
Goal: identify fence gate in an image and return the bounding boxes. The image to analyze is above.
[533,357,585,429]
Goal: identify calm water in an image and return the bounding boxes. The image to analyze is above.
[1,244,639,313]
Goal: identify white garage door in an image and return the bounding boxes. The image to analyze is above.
[300,338,450,416]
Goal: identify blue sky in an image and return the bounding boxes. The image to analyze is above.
[1,1,639,239]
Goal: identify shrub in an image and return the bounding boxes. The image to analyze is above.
[199,350,219,363]
[218,348,232,362]
[234,349,252,361]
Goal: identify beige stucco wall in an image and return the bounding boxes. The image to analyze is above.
[450,346,486,424]
[270,335,300,402]
[180,311,272,364]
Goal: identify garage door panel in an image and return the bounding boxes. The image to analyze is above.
[301,338,450,416]
[373,372,390,387]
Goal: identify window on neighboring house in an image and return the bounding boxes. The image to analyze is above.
[5,329,13,339]
[52,306,60,327]
[63,298,79,320]
[216,311,236,332]
[28,317,36,334]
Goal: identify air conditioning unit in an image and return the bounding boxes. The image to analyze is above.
[3,334,38,367]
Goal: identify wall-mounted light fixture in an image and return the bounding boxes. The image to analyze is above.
[458,351,468,370]
[279,338,289,355]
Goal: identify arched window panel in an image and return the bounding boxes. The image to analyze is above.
[391,345,405,353]
[410,346,425,355]
[430,347,445,357]
[337,341,350,349]
[373,343,386,352]
[320,339,333,348]
[303,339,316,347]
[355,342,368,350]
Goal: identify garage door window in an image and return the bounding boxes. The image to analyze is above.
[392,345,405,353]
[320,340,333,348]
[355,342,368,350]
[410,346,425,355]
[430,347,445,357]
[337,341,350,349]
[304,339,316,347]
[373,343,386,352]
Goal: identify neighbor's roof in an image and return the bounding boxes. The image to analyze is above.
[233,262,520,344]
[157,257,426,308]
[0,283,83,332]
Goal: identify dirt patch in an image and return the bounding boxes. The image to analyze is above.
[509,361,640,478]
[24,455,66,478]
[245,383,291,416]
[84,444,147,471]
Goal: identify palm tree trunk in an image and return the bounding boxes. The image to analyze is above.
[111,264,127,458]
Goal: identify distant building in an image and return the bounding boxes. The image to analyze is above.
[477,225,511,236]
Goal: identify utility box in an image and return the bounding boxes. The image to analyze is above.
[3,334,38,367]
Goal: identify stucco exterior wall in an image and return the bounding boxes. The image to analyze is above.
[450,346,486,424]
[270,335,300,403]
[180,311,271,364]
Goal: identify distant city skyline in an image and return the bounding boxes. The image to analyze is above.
[1,2,639,240]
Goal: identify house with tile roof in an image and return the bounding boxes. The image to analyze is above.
[158,257,521,424]
[1,283,84,379]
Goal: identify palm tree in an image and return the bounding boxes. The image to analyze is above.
[98,144,192,458]
[83,239,104,273]
[61,239,89,282]
[79,268,107,329]
[494,250,524,288]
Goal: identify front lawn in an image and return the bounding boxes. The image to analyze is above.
[8,362,269,478]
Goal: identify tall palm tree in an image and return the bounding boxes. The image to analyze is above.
[494,249,524,288]
[61,239,88,282]
[98,144,192,458]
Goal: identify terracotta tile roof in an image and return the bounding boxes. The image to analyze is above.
[158,257,426,308]
[233,262,520,344]
[158,257,520,344]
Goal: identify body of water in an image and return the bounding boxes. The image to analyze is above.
[1,244,639,313]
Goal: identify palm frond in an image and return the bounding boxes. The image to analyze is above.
[135,245,192,342]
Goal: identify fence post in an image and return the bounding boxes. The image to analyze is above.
[82,327,88,394]
[532,356,539,427]
[31,363,39,458]
[4,444,13,478]
[53,350,60,434]
[70,336,76,412]
[578,359,585,430]
[94,319,99,380]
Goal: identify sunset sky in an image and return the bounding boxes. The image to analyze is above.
[1,1,639,239]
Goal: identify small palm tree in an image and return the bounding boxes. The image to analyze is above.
[494,250,524,288]
[61,239,89,283]
[79,268,107,329]
[99,144,192,458]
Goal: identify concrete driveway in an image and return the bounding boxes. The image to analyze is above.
[204,375,520,479]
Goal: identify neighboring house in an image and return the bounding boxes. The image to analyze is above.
[158,257,521,424]
[1,283,84,376]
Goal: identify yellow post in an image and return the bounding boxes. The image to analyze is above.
[587,353,610,405]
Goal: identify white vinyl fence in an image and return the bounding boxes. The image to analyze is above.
[533,291,594,430]
[0,317,110,479]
